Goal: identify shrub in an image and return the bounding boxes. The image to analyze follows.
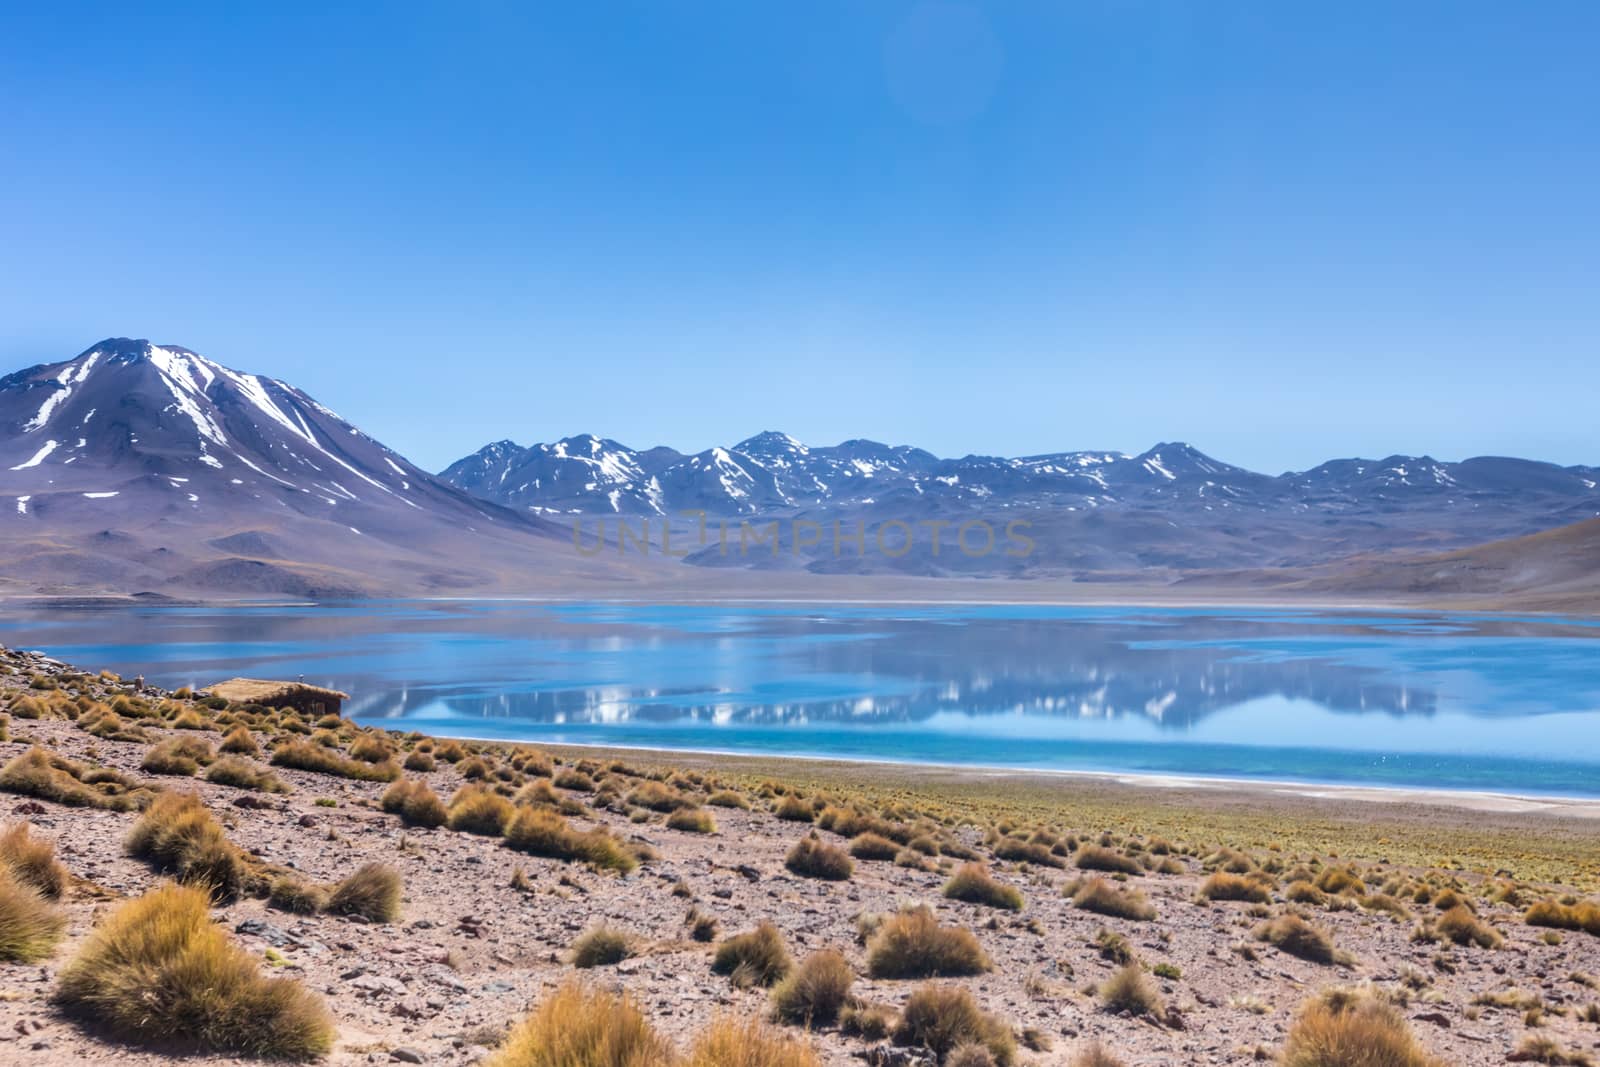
[713,922,793,988]
[1073,845,1143,876]
[0,865,66,962]
[270,740,400,781]
[447,784,516,835]
[218,725,260,756]
[1200,871,1271,903]
[570,924,633,968]
[53,882,333,1059]
[1315,866,1366,896]
[943,863,1024,911]
[667,807,717,834]
[0,822,68,898]
[268,876,327,915]
[708,790,750,810]
[687,1016,820,1067]
[865,906,991,979]
[503,807,637,873]
[850,832,900,861]
[1255,913,1339,964]
[1280,988,1445,1067]
[770,947,854,1026]
[1436,904,1502,948]
[1100,963,1163,1017]
[125,792,246,901]
[380,779,448,828]
[0,747,156,811]
[894,984,1015,1066]
[1285,880,1327,906]
[141,736,217,776]
[1526,899,1600,936]
[841,1003,895,1041]
[785,833,853,881]
[204,757,289,793]
[1510,1035,1596,1065]
[325,862,401,923]
[401,749,435,772]
[1073,877,1155,921]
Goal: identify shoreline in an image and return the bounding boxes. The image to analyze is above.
[361,730,1600,815]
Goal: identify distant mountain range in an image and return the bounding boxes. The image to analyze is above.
[1,338,1596,604]
[440,432,1600,578]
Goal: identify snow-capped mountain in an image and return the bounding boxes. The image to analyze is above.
[444,433,1599,521]
[0,339,609,596]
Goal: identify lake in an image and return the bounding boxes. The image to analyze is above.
[3,601,1598,796]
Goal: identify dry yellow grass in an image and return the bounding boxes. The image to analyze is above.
[125,792,246,901]
[769,948,854,1026]
[865,905,990,979]
[713,922,793,988]
[381,778,449,827]
[0,821,67,898]
[325,862,401,923]
[1072,877,1156,921]
[1279,988,1446,1067]
[503,806,637,873]
[894,983,1015,1066]
[688,1015,819,1067]
[487,978,672,1067]
[53,882,333,1059]
[0,864,66,962]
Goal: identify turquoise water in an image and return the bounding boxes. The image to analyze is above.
[4,601,1598,796]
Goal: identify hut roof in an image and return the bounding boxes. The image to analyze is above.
[204,677,350,705]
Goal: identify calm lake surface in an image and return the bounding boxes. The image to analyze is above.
[4,601,1598,796]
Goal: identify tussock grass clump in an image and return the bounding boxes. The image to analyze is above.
[770,947,854,1026]
[402,749,435,772]
[125,792,246,900]
[1068,1043,1127,1067]
[0,822,68,898]
[708,789,750,810]
[774,794,815,822]
[667,807,717,834]
[850,832,901,861]
[713,922,793,988]
[270,739,400,782]
[628,780,689,812]
[347,733,395,763]
[325,862,401,923]
[1435,904,1503,948]
[785,833,854,881]
[943,863,1024,911]
[268,876,327,915]
[688,1015,821,1067]
[503,807,637,873]
[1509,1035,1597,1065]
[866,905,991,979]
[552,768,596,792]
[1526,898,1600,936]
[53,882,334,1059]
[1100,962,1163,1018]
[569,924,633,968]
[381,779,449,828]
[204,756,289,793]
[447,784,516,835]
[1073,844,1143,876]
[1073,877,1156,921]
[1200,871,1272,903]
[1254,913,1340,964]
[219,725,259,755]
[993,836,1065,868]
[0,746,156,811]
[894,983,1016,1066]
[141,736,217,776]
[0,865,66,962]
[1314,866,1366,896]
[1279,988,1445,1067]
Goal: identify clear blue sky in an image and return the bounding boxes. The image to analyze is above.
[3,2,1597,474]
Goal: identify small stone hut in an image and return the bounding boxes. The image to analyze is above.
[204,678,349,717]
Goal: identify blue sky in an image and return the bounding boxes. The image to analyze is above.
[2,2,1597,474]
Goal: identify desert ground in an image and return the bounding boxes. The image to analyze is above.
[1,643,1598,1067]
